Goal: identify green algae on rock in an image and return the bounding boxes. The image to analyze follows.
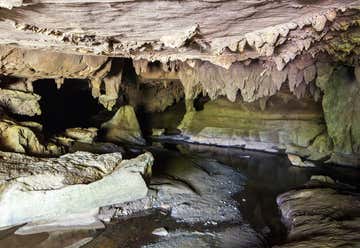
[101,105,145,145]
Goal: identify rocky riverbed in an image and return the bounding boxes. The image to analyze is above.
[0,141,358,248]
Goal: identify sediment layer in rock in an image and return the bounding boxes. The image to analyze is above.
[276,183,360,247]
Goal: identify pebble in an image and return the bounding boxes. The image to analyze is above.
[152,227,169,237]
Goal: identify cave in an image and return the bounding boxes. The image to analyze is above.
[33,78,103,136]
[0,1,359,248]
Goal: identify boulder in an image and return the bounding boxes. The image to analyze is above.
[287,154,315,167]
[0,119,61,155]
[0,151,153,228]
[101,105,145,145]
[64,127,98,144]
[103,151,245,224]
[276,186,360,247]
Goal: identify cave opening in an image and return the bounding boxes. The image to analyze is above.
[33,78,103,136]
[193,93,210,111]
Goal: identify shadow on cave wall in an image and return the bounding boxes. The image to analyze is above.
[33,78,103,136]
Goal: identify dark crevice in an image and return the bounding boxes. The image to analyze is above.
[33,78,104,136]
[193,93,210,111]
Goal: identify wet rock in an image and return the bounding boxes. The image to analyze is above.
[145,226,265,248]
[69,141,125,155]
[287,154,315,167]
[0,151,153,228]
[15,209,104,235]
[0,228,96,248]
[101,105,145,145]
[108,152,245,224]
[149,157,244,223]
[317,66,360,167]
[152,227,168,237]
[152,128,165,136]
[179,95,325,155]
[276,186,360,247]
[64,237,94,248]
[64,127,98,144]
[310,175,335,184]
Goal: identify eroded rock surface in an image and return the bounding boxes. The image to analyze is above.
[179,93,325,154]
[0,1,358,69]
[0,88,40,116]
[0,118,60,155]
[100,149,246,225]
[64,127,98,144]
[276,183,360,248]
[144,227,265,248]
[101,105,145,145]
[0,2,358,165]
[0,151,153,228]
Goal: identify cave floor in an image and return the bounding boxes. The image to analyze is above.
[0,141,359,248]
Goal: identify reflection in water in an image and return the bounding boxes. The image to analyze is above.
[0,141,358,247]
[163,142,360,245]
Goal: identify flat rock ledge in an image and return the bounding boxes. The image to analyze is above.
[0,150,154,228]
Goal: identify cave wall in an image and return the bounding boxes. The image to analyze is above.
[0,45,359,166]
[0,1,359,166]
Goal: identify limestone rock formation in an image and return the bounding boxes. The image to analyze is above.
[64,127,98,144]
[317,65,360,166]
[101,105,145,145]
[276,183,360,247]
[0,1,357,68]
[0,151,153,228]
[179,93,325,154]
[100,150,245,224]
[0,88,40,116]
[0,118,60,155]
[0,46,110,85]
[0,1,358,167]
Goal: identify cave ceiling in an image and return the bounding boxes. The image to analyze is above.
[0,0,359,68]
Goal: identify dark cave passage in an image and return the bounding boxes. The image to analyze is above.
[33,78,103,136]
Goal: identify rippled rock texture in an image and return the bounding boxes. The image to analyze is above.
[276,183,360,247]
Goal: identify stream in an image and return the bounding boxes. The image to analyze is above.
[0,140,359,248]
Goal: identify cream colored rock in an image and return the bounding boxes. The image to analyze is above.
[64,127,98,144]
[310,175,335,184]
[152,227,169,237]
[0,151,153,228]
[15,209,105,235]
[0,150,122,185]
[101,105,145,145]
[0,0,22,9]
[0,119,60,155]
[0,1,355,68]
[287,154,315,167]
[0,88,41,116]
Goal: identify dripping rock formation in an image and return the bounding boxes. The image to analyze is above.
[0,1,359,247]
[0,1,358,166]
